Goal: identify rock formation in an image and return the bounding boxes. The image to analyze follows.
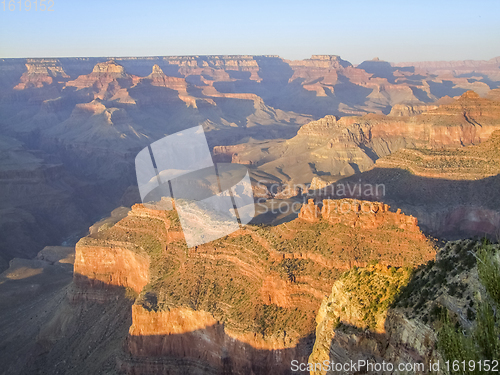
[1,54,499,374]
[310,240,495,374]
[1,54,499,273]
[376,129,500,180]
[14,59,69,90]
[299,199,419,232]
[65,199,435,374]
[231,90,500,185]
[66,60,139,103]
[328,128,500,240]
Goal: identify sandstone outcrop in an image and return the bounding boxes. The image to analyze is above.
[146,64,195,106]
[324,128,500,239]
[73,238,150,297]
[388,103,438,116]
[66,60,139,103]
[231,90,500,186]
[298,199,321,221]
[375,129,500,180]
[299,199,419,232]
[72,204,175,297]
[66,198,435,374]
[310,240,493,374]
[14,59,69,90]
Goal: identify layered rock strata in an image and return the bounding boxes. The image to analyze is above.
[310,240,494,375]
[72,199,435,374]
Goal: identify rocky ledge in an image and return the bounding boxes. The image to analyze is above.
[71,198,435,374]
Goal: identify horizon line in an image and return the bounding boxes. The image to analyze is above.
[1,54,500,65]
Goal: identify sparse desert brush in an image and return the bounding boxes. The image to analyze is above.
[438,242,500,372]
[477,242,500,306]
[338,264,412,331]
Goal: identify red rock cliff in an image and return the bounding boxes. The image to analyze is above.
[74,200,435,374]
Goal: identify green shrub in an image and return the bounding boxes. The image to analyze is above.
[438,243,500,373]
[477,245,500,306]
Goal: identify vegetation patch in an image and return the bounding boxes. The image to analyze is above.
[438,241,500,373]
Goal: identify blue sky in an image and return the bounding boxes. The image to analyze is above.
[1,0,499,64]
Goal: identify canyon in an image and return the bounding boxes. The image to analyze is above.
[238,91,500,240]
[309,239,494,375]
[1,55,499,269]
[1,55,499,267]
[0,198,435,374]
[1,205,497,374]
[229,90,500,185]
[325,123,500,240]
[1,54,500,374]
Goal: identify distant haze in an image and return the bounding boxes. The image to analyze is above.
[0,0,499,64]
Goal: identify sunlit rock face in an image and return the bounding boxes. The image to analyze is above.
[69,199,435,374]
